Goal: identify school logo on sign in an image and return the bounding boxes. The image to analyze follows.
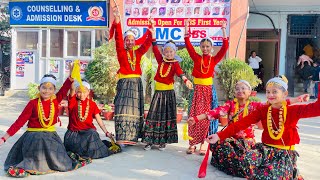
[11,6,22,20]
[86,6,105,21]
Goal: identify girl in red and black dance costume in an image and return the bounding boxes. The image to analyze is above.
[206,75,312,179]
[0,65,90,178]
[184,19,229,155]
[63,80,121,160]
[142,22,193,151]
[188,79,309,178]
[110,7,153,145]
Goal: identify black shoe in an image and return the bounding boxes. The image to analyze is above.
[310,96,316,99]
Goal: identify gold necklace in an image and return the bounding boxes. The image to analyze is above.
[233,98,250,122]
[78,100,90,122]
[38,97,55,128]
[200,55,212,74]
[159,62,172,78]
[267,101,287,140]
[126,50,136,71]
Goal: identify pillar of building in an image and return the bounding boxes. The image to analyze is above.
[228,0,249,60]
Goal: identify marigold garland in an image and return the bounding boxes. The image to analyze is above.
[127,50,136,71]
[233,98,250,122]
[267,101,287,140]
[78,100,90,122]
[159,62,172,78]
[38,97,55,128]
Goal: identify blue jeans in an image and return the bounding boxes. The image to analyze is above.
[303,79,311,92]
[314,82,319,97]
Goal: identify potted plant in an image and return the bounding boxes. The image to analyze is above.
[103,104,114,120]
[216,58,261,100]
[176,107,184,123]
[85,40,119,105]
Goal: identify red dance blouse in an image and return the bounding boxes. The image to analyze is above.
[114,21,152,75]
[208,100,263,139]
[67,95,100,131]
[217,97,320,146]
[7,78,72,136]
[184,37,229,78]
[152,45,184,85]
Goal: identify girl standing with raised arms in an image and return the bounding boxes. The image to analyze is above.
[184,19,229,155]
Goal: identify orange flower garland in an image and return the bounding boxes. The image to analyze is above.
[38,97,55,128]
[159,62,172,78]
[78,100,90,122]
[233,98,250,122]
[267,101,287,140]
[127,50,136,71]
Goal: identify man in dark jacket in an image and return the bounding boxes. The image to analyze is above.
[298,61,314,92]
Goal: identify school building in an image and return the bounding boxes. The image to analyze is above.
[9,0,109,89]
[8,0,320,97]
[246,0,320,95]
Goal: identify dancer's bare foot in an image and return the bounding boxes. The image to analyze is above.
[186,145,196,154]
[199,143,207,156]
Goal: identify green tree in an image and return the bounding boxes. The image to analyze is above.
[0,4,11,39]
[0,4,11,56]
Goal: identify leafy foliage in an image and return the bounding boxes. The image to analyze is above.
[249,96,261,102]
[175,46,202,100]
[141,53,157,104]
[84,41,119,103]
[103,104,112,112]
[0,4,11,53]
[0,5,10,38]
[217,58,261,100]
[27,83,39,99]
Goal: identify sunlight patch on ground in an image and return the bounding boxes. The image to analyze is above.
[130,169,168,177]
[299,133,320,139]
[298,124,320,129]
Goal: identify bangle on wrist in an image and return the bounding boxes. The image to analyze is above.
[1,137,6,142]
[194,116,199,123]
[184,79,188,83]
[298,97,303,102]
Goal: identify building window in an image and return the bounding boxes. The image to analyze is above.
[42,30,47,57]
[17,32,38,50]
[95,30,107,47]
[80,31,91,56]
[67,31,78,56]
[50,29,64,57]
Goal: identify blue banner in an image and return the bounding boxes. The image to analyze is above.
[9,1,108,27]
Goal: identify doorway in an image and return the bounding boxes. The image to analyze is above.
[246,29,280,91]
[286,15,319,96]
